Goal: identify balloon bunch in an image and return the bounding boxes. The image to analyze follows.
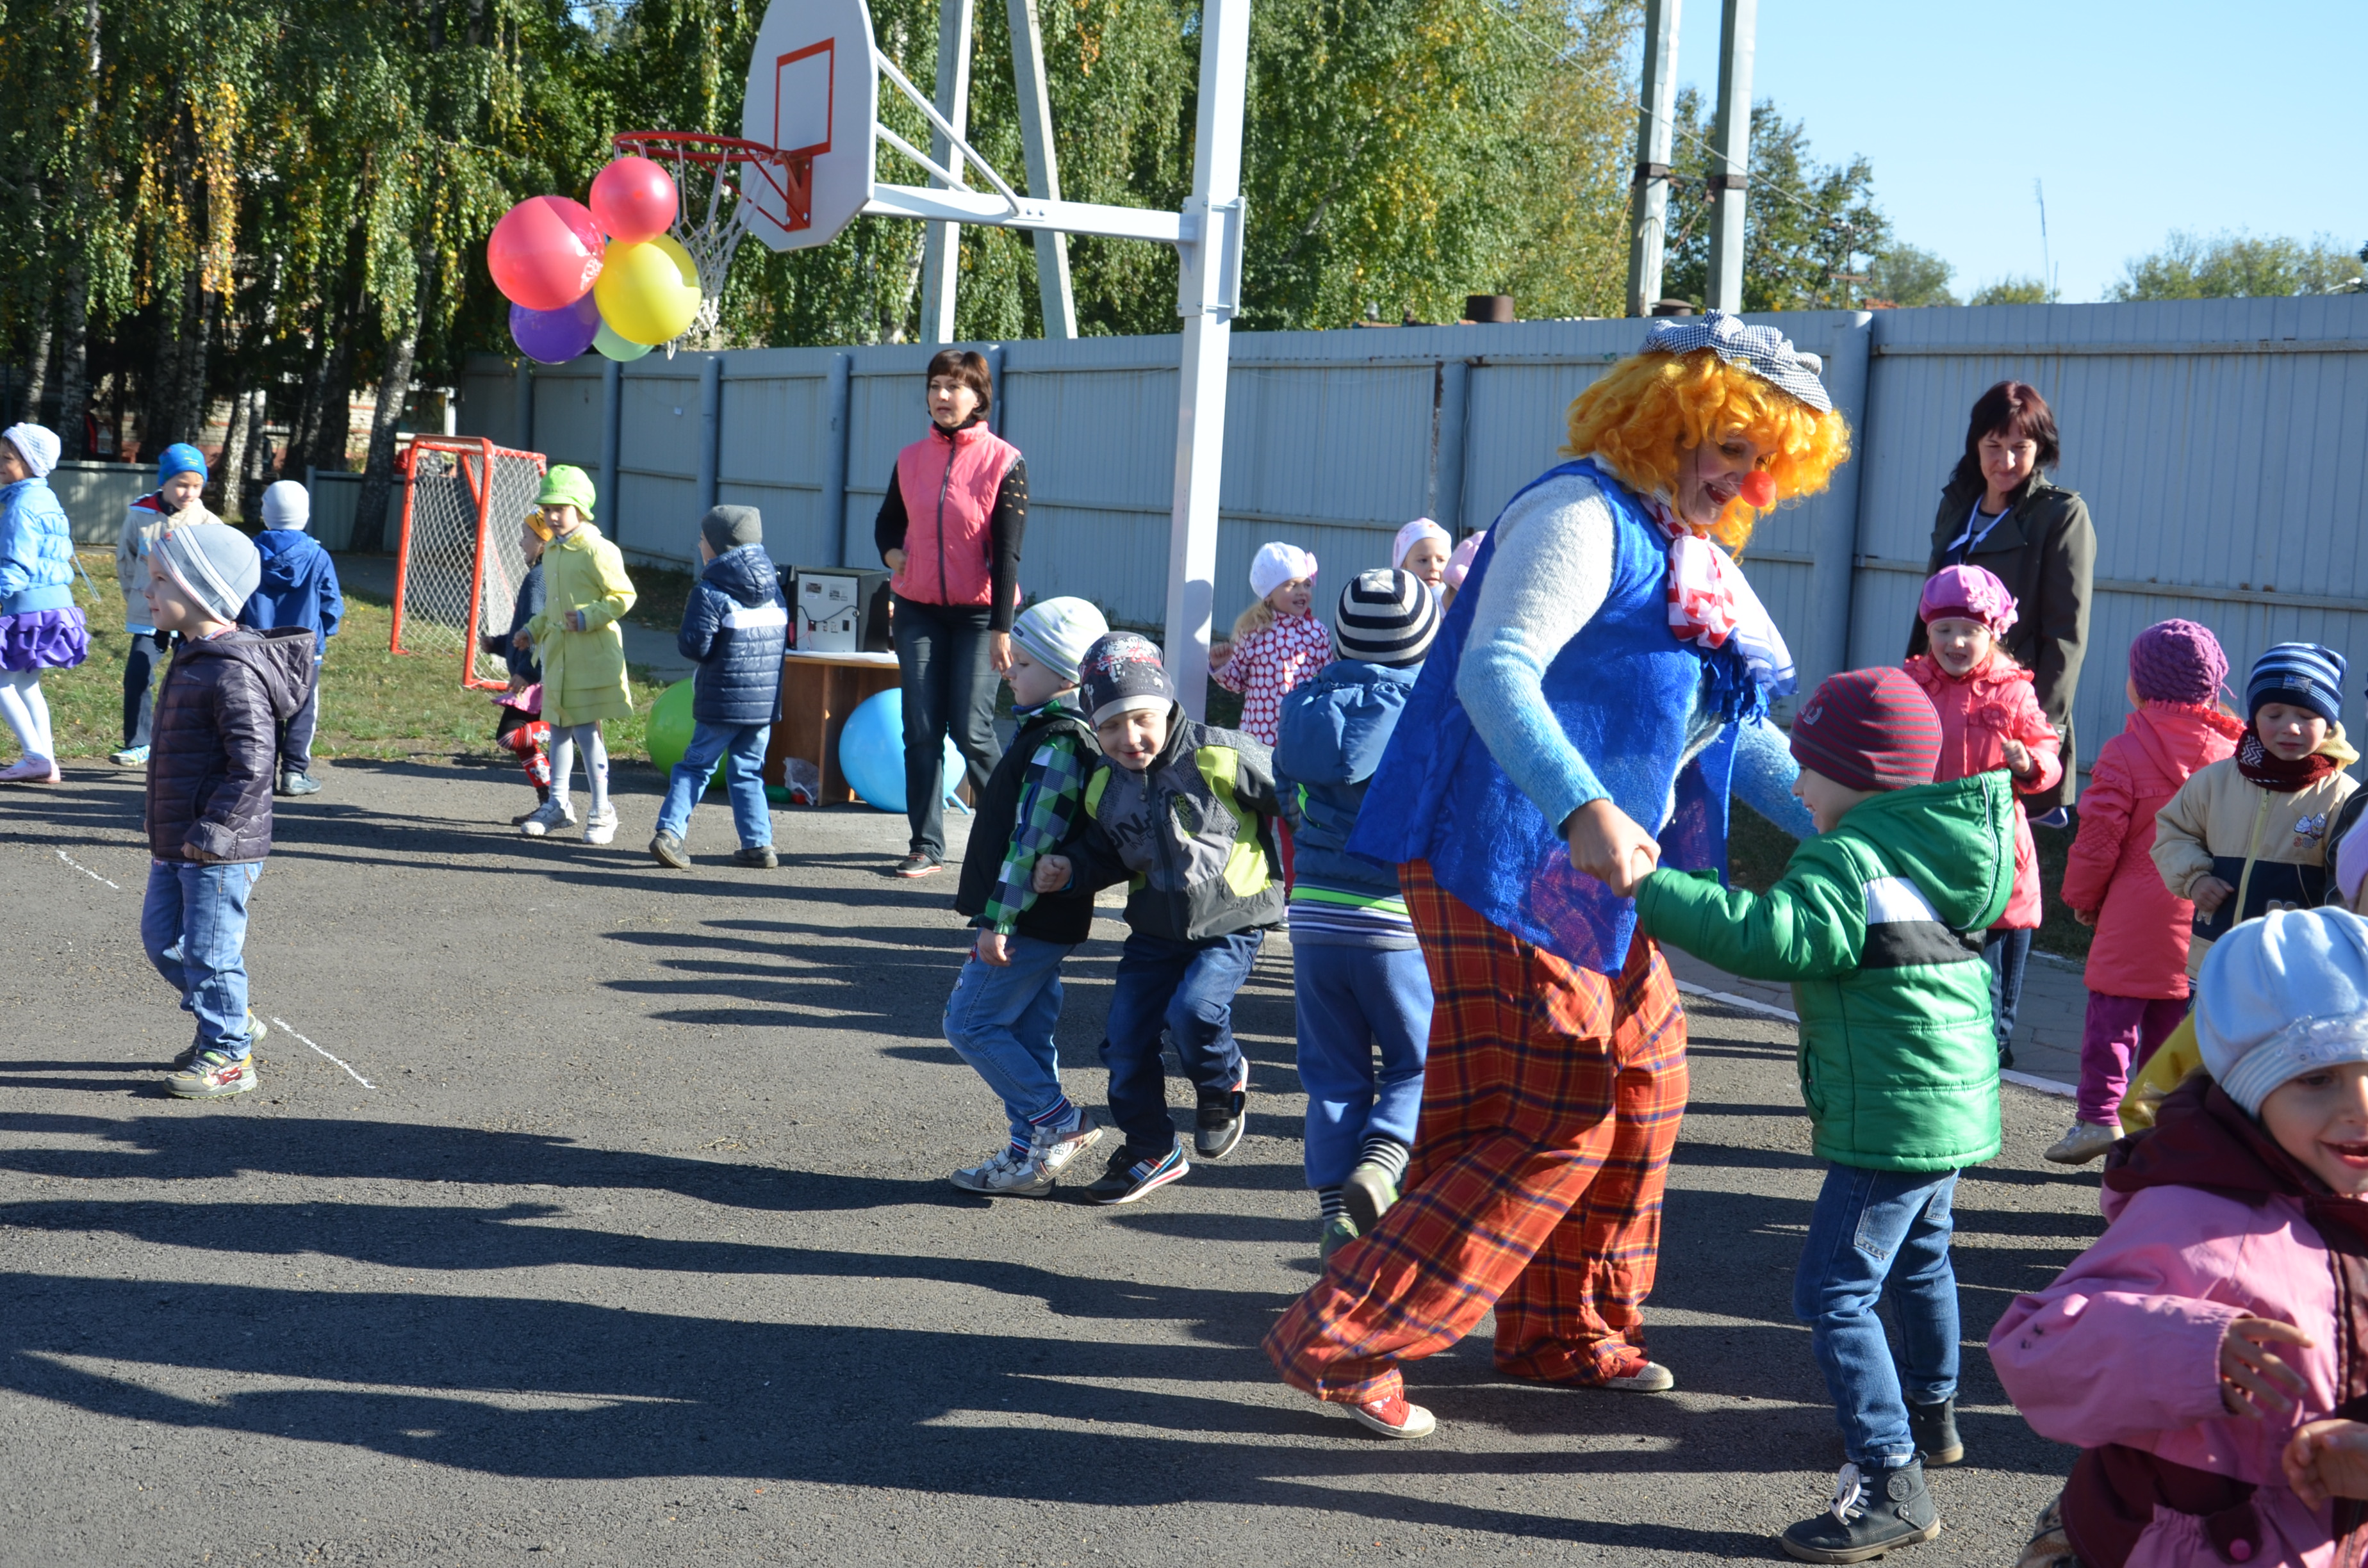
[489,156,702,364]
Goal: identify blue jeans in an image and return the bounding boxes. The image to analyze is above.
[1984,927,2032,1058]
[1294,940,1432,1188]
[655,721,773,847]
[1101,929,1262,1155]
[1794,1163,1961,1467]
[943,933,1076,1147]
[142,859,264,1058]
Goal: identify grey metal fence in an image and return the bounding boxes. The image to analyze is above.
[457,294,2368,770]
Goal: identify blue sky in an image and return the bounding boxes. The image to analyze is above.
[1667,0,2367,302]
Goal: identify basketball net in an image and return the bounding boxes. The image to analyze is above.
[613,133,807,349]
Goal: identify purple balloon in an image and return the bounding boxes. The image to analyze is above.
[509,293,600,364]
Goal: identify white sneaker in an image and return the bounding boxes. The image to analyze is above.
[950,1145,1056,1197]
[1032,1117,1104,1179]
[519,798,575,837]
[2044,1120,2121,1165]
[582,806,619,845]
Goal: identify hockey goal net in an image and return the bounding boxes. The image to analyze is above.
[390,437,548,690]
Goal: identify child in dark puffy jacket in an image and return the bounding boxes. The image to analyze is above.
[481,512,550,825]
[1275,568,1439,1261]
[648,506,787,871]
[236,480,343,797]
[141,521,315,1100]
[1032,632,1286,1207]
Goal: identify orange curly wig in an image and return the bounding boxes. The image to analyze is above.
[1561,347,1852,550]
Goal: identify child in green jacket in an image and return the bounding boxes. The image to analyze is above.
[1632,667,2014,1567]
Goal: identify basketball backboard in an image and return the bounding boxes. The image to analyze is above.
[741,0,878,251]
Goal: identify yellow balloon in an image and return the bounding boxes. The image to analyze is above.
[593,234,701,345]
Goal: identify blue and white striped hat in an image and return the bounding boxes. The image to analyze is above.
[2246,642,2347,726]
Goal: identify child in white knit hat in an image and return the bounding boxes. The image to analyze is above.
[0,422,87,783]
[1392,518,1452,593]
[941,595,1112,1196]
[1209,541,1329,748]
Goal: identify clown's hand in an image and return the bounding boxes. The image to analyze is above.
[1566,798,1659,899]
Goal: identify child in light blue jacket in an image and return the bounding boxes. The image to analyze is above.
[1274,568,1440,1259]
[0,422,88,781]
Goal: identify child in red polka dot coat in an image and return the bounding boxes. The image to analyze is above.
[1210,542,1331,746]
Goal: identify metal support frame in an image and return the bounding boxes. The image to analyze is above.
[1704,0,1755,314]
[822,351,852,566]
[1625,0,1681,317]
[598,358,621,543]
[695,355,723,519]
[1005,0,1076,337]
[916,0,975,345]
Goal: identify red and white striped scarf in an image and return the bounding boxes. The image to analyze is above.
[1641,494,1795,694]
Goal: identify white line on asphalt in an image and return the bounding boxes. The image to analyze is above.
[1673,978,2078,1100]
[55,849,121,890]
[270,1016,375,1090]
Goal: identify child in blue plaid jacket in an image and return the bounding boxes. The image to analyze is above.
[942,596,1111,1196]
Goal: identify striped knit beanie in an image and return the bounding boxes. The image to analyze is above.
[1789,667,1943,793]
[1334,569,1439,667]
[2247,642,2346,726]
[2128,619,2226,705]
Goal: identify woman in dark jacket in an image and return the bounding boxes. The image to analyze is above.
[874,348,1026,878]
[1905,380,2096,1068]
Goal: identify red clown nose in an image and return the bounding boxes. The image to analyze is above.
[1739,471,1777,509]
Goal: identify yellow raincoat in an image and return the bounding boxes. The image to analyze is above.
[527,523,637,727]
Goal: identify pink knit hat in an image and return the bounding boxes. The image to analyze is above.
[2128,619,2228,705]
[1918,564,2018,637]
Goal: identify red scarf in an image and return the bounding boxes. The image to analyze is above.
[2236,729,2339,792]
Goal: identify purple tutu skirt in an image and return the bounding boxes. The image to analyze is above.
[0,606,90,672]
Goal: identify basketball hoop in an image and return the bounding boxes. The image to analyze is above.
[611,131,808,345]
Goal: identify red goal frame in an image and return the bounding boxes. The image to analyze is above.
[389,436,548,690]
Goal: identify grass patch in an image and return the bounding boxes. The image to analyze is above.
[39,551,652,765]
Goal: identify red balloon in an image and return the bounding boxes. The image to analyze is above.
[488,196,605,312]
[1739,470,1777,509]
[590,156,679,247]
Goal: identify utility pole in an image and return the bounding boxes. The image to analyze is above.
[1625,0,1682,317]
[1704,0,1755,314]
[916,0,976,345]
[1005,0,1078,337]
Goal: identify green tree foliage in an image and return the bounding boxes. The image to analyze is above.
[1864,243,1955,309]
[1968,276,2051,306]
[1659,92,1888,311]
[2108,230,2364,300]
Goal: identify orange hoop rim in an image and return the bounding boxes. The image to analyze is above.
[612,130,796,168]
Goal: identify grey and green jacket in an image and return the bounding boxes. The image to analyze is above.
[1066,706,1286,943]
[1634,771,2016,1172]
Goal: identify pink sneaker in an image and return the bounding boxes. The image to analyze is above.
[1345,1392,1435,1439]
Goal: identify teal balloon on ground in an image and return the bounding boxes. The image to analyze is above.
[645,680,723,787]
[838,687,964,813]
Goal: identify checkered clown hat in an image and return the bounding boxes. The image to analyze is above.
[1641,311,1833,415]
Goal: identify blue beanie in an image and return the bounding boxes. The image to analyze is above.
[156,443,208,484]
[2246,642,2347,727]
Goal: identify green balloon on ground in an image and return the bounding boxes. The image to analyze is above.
[595,320,653,361]
[646,679,724,787]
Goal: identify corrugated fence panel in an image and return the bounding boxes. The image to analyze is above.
[454,293,2368,765]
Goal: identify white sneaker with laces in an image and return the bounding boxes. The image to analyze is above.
[519,798,575,837]
[582,806,620,845]
[950,1145,1057,1197]
[1032,1117,1104,1179]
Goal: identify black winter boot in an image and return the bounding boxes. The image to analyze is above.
[1909,1397,1962,1466]
[1779,1459,1940,1564]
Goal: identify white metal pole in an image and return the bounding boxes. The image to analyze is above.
[917,0,976,345]
[1005,0,1078,338]
[1625,0,1681,317]
[1163,0,1249,721]
[1704,0,1755,314]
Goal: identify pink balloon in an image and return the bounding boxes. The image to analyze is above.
[488,196,605,312]
[590,156,679,247]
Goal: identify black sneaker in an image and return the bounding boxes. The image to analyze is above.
[1084,1143,1188,1205]
[734,844,778,869]
[892,851,943,879]
[1779,1460,1940,1565]
[1908,1398,1962,1466]
[1195,1072,1248,1160]
[648,831,692,870]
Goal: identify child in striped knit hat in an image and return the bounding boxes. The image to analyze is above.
[1275,569,1441,1259]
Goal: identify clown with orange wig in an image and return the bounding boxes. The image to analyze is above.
[1263,313,1851,1439]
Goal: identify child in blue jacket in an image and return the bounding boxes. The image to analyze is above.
[1275,568,1440,1259]
[0,423,86,783]
[237,480,343,796]
[649,506,786,870]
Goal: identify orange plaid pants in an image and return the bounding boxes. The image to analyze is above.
[1264,859,1690,1404]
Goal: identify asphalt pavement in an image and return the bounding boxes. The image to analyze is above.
[1,757,2106,1566]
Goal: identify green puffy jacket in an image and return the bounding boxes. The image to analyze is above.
[1634,771,2016,1172]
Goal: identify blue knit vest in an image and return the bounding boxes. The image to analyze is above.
[1347,459,1760,976]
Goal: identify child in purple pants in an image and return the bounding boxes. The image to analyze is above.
[2051,621,2243,1163]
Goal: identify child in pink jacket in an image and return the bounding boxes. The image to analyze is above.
[1991,906,2368,1568]
[1904,564,2062,1068]
[2053,620,2245,1164]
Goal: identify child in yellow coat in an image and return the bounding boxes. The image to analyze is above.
[516,466,636,844]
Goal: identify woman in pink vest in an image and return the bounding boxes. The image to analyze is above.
[873,348,1028,876]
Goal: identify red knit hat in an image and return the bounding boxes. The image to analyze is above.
[1789,668,1944,793]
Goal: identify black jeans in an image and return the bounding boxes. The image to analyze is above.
[891,595,1003,858]
[123,630,172,748]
